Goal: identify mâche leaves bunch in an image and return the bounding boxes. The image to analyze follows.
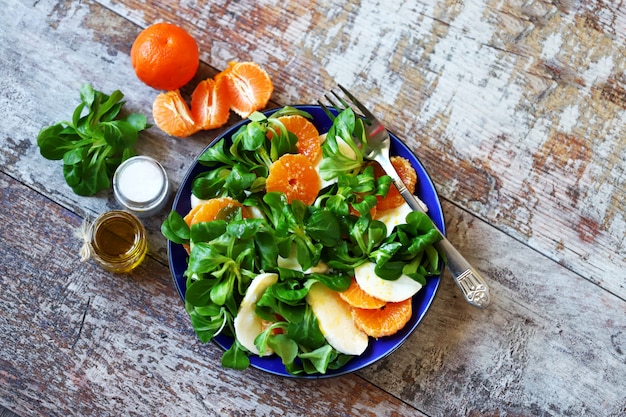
[37,83,149,196]
[162,106,445,375]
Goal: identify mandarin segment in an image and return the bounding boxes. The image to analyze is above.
[392,156,417,191]
[277,115,322,163]
[266,154,321,205]
[184,197,247,226]
[191,77,231,130]
[219,62,273,118]
[373,156,418,211]
[130,22,199,91]
[339,277,386,309]
[152,90,199,138]
[351,298,412,338]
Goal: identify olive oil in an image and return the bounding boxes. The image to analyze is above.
[89,211,147,273]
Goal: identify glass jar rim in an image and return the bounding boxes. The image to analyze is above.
[88,210,148,273]
[113,156,169,212]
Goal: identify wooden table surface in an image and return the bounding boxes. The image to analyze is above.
[1,0,625,416]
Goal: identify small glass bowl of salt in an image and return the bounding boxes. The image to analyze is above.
[113,155,170,217]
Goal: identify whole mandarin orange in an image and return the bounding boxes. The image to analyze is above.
[131,22,199,91]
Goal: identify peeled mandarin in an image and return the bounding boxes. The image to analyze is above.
[266,153,321,205]
[339,277,387,309]
[219,62,273,118]
[351,298,413,338]
[373,156,418,211]
[152,90,199,138]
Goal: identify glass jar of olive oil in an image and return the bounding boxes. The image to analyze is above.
[87,210,148,273]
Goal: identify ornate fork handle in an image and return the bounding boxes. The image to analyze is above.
[455,269,490,307]
[386,160,491,308]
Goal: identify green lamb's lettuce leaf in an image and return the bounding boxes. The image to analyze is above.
[318,108,367,180]
[222,339,251,370]
[161,211,190,245]
[36,83,148,196]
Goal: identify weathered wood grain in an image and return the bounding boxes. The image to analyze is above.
[1,173,624,416]
[4,0,624,296]
[95,0,625,297]
[1,0,626,416]
[0,408,22,417]
[0,172,424,417]
[0,407,19,417]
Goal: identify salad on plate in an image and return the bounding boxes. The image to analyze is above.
[162,105,445,376]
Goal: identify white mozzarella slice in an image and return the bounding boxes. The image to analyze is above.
[277,244,329,273]
[377,203,413,236]
[246,205,265,219]
[415,196,429,213]
[190,194,206,209]
[354,262,422,302]
[376,201,413,237]
[233,273,279,356]
[277,253,300,270]
[306,282,369,355]
[376,198,429,237]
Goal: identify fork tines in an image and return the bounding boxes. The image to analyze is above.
[319,84,375,123]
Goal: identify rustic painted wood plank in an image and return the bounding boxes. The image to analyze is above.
[1,0,625,416]
[362,199,626,416]
[1,174,624,417]
[3,0,624,297]
[0,172,425,417]
[0,407,19,417]
[94,0,625,297]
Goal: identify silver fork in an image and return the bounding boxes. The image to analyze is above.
[319,85,491,308]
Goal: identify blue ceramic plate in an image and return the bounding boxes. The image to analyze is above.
[168,105,445,378]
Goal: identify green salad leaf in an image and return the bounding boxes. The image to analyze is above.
[318,107,367,179]
[37,83,149,196]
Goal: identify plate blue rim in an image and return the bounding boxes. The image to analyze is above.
[167,104,445,378]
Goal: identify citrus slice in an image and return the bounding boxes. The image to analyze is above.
[373,156,418,211]
[152,90,199,138]
[184,197,247,226]
[219,62,273,118]
[339,277,386,309]
[266,153,321,205]
[276,115,322,163]
[351,298,412,338]
[191,77,231,130]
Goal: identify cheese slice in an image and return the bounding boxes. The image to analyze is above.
[233,273,279,356]
[354,261,422,302]
[306,282,369,355]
